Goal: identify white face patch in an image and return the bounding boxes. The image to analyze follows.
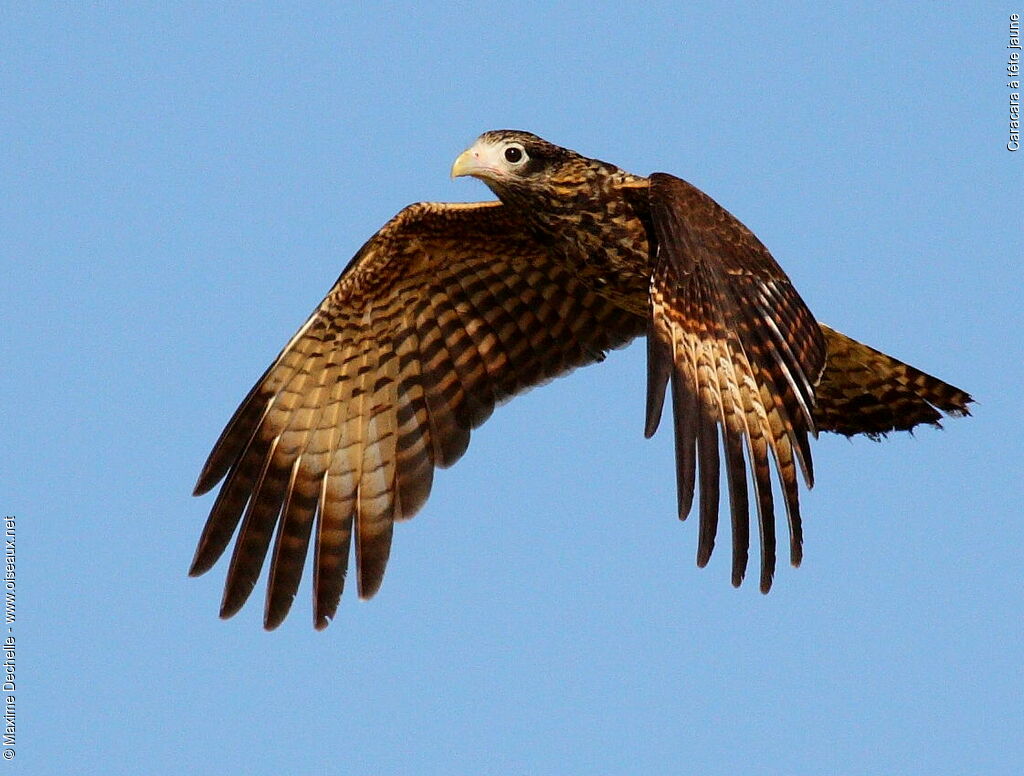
[452,137,531,181]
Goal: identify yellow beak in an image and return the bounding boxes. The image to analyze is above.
[450,149,477,179]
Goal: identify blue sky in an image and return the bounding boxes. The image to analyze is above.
[5,3,1021,774]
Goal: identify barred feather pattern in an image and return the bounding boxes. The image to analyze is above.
[814,325,973,437]
[191,201,643,629]
[644,173,827,592]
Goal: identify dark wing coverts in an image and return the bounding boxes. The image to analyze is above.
[191,202,642,629]
[644,173,827,593]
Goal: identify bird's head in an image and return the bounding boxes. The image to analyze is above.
[451,130,577,198]
[451,130,634,228]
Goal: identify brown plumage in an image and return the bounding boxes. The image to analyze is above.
[191,130,972,629]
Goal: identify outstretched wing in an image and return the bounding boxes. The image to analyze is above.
[643,173,827,593]
[192,201,644,629]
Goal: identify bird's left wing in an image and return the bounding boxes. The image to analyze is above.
[192,200,644,629]
[643,173,827,592]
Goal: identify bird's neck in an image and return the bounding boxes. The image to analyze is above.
[493,166,653,315]
[497,166,648,251]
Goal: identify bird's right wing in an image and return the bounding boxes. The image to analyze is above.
[191,200,644,629]
[643,173,828,594]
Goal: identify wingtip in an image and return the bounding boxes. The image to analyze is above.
[357,580,383,601]
[677,493,695,522]
[219,599,244,621]
[790,539,803,568]
[219,578,255,621]
[188,552,214,578]
[644,332,671,439]
[192,467,218,497]
[263,595,294,632]
[313,588,342,631]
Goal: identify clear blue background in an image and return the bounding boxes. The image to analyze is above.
[5,3,1021,774]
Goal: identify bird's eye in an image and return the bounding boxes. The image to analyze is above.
[504,146,525,164]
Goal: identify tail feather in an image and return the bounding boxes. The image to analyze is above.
[814,325,973,439]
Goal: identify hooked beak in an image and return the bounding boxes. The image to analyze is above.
[450,144,500,180]
[448,148,479,179]
[450,149,476,179]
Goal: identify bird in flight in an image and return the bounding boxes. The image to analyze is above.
[191,130,972,630]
